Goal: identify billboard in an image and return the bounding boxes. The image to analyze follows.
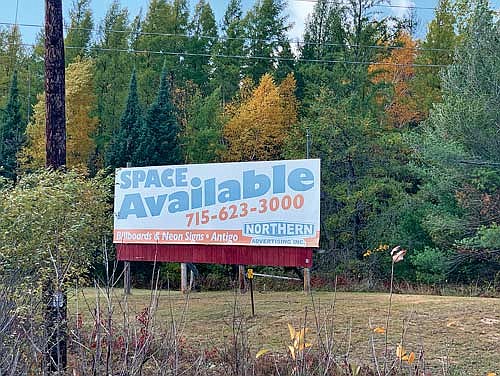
[113,159,320,247]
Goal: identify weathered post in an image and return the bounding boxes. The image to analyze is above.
[44,0,67,371]
[181,263,188,293]
[303,267,311,294]
[304,127,312,294]
[123,162,132,295]
[238,265,246,293]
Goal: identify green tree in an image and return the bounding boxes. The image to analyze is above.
[186,0,218,91]
[65,0,94,64]
[93,1,132,169]
[212,0,245,103]
[414,1,499,281]
[135,0,189,104]
[106,70,143,168]
[183,88,224,163]
[0,71,24,180]
[243,0,292,81]
[134,66,182,166]
[0,169,111,291]
[297,0,346,102]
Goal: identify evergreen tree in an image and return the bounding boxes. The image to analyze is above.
[413,1,499,281]
[0,71,24,180]
[297,0,346,101]
[186,0,218,91]
[106,70,143,168]
[135,0,189,104]
[93,1,132,167]
[212,0,245,103]
[134,66,182,166]
[184,88,224,163]
[65,0,94,64]
[243,0,292,81]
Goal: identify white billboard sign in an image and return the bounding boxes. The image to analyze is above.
[113,159,320,247]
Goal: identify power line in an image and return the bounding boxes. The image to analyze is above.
[27,43,446,68]
[291,0,436,11]
[0,21,452,53]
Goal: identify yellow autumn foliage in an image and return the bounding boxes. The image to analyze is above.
[223,73,298,162]
[20,58,99,171]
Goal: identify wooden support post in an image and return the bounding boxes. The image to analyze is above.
[189,270,194,291]
[181,263,188,293]
[303,267,311,293]
[124,261,131,295]
[238,265,246,293]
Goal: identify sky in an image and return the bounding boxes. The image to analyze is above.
[2,0,499,46]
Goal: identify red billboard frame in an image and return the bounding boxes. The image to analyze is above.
[117,244,313,268]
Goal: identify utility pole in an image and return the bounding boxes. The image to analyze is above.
[45,0,67,372]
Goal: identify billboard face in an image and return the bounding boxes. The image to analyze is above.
[113,159,320,247]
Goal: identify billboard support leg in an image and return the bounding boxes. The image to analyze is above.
[181,263,188,293]
[124,261,131,295]
[238,265,246,293]
[303,267,311,293]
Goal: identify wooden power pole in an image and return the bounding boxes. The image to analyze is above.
[45,0,67,372]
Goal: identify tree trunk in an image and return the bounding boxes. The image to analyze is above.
[45,0,66,169]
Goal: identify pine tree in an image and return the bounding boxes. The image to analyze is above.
[212,0,245,103]
[186,0,218,91]
[134,66,182,166]
[93,1,132,167]
[105,70,142,168]
[0,71,24,179]
[65,0,94,64]
[184,88,224,163]
[243,0,292,81]
[135,0,189,104]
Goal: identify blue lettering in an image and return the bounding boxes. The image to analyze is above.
[145,169,162,188]
[144,194,168,216]
[118,193,147,219]
[272,164,285,194]
[160,169,174,187]
[132,170,146,188]
[288,168,314,191]
[120,170,131,189]
[218,180,241,203]
[243,170,270,199]
[176,168,188,187]
[168,191,189,213]
[204,178,216,206]
[191,177,202,209]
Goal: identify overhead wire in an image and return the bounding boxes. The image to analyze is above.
[290,0,436,11]
[52,44,448,68]
[0,21,452,53]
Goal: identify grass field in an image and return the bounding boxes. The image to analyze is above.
[72,288,500,375]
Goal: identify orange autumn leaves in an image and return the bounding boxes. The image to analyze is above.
[223,73,298,162]
[369,32,424,128]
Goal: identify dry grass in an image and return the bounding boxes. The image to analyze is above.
[71,288,500,375]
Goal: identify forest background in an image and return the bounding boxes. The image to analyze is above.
[0,0,498,291]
